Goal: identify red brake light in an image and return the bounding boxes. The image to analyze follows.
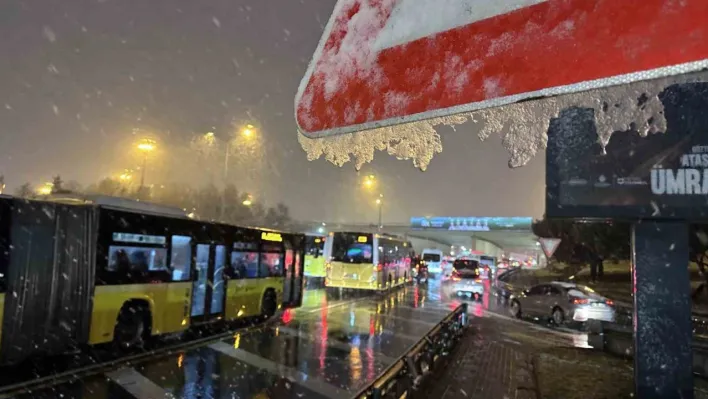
[572,298,589,305]
[606,300,614,306]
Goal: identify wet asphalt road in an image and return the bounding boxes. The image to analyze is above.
[11,278,591,399]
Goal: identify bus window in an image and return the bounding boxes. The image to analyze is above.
[305,236,324,258]
[260,242,284,277]
[332,233,373,263]
[170,235,192,282]
[107,245,168,282]
[381,240,400,265]
[231,241,259,279]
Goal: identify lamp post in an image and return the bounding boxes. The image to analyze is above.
[224,124,257,181]
[376,194,383,230]
[136,138,156,193]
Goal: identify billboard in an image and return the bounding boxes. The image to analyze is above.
[410,217,532,231]
[546,81,708,220]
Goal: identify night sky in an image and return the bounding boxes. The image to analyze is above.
[0,0,544,223]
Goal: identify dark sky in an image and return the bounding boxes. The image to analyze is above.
[0,0,544,223]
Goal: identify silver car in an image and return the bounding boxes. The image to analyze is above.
[509,281,616,324]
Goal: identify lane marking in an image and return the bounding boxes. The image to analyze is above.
[395,304,451,317]
[105,368,169,399]
[378,313,437,327]
[305,297,372,314]
[209,341,348,399]
[277,326,398,364]
[377,329,424,343]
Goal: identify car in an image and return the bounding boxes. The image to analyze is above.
[509,282,616,324]
[450,258,484,300]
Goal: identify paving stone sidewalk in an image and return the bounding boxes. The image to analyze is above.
[416,317,539,399]
[418,314,708,399]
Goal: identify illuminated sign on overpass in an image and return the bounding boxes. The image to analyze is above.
[410,217,533,231]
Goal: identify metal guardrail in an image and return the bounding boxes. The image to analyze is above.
[353,303,469,399]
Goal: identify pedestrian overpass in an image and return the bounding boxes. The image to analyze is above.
[292,216,541,259]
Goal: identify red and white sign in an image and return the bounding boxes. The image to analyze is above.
[296,0,708,138]
[539,238,562,259]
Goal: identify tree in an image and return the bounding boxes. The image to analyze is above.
[51,175,64,193]
[532,216,630,272]
[86,178,125,197]
[690,225,708,300]
[263,203,291,229]
[64,180,83,193]
[15,183,33,198]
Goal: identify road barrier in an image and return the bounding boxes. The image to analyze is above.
[354,303,469,399]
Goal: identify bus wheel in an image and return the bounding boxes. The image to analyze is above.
[113,303,151,350]
[261,290,277,319]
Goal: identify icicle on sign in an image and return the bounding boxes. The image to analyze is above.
[296,0,708,139]
[545,80,708,220]
[539,238,561,259]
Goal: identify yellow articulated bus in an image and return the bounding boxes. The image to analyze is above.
[0,195,305,365]
[304,234,326,281]
[323,232,414,291]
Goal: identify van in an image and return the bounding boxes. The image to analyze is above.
[421,249,444,275]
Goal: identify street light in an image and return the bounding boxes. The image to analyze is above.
[242,124,255,138]
[136,138,156,192]
[242,194,253,207]
[37,182,53,196]
[363,174,376,189]
[118,169,133,182]
[375,193,383,230]
[223,124,257,181]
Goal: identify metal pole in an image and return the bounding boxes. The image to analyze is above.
[378,203,382,230]
[632,221,693,399]
[139,153,147,191]
[224,141,230,182]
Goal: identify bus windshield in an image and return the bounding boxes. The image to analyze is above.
[331,233,373,263]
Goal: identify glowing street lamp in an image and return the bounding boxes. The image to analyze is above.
[118,169,133,182]
[37,182,53,196]
[242,194,254,207]
[363,174,376,189]
[241,124,255,138]
[136,138,156,191]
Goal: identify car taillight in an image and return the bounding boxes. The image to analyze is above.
[451,271,461,281]
[572,298,589,305]
[606,300,614,306]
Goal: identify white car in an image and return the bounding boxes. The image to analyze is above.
[451,259,484,300]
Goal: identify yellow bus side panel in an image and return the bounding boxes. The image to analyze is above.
[326,262,379,290]
[164,282,192,333]
[225,278,284,319]
[327,262,410,290]
[0,293,4,349]
[89,283,191,345]
[304,256,326,278]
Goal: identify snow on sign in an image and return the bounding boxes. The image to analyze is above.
[539,238,561,259]
[296,0,708,139]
